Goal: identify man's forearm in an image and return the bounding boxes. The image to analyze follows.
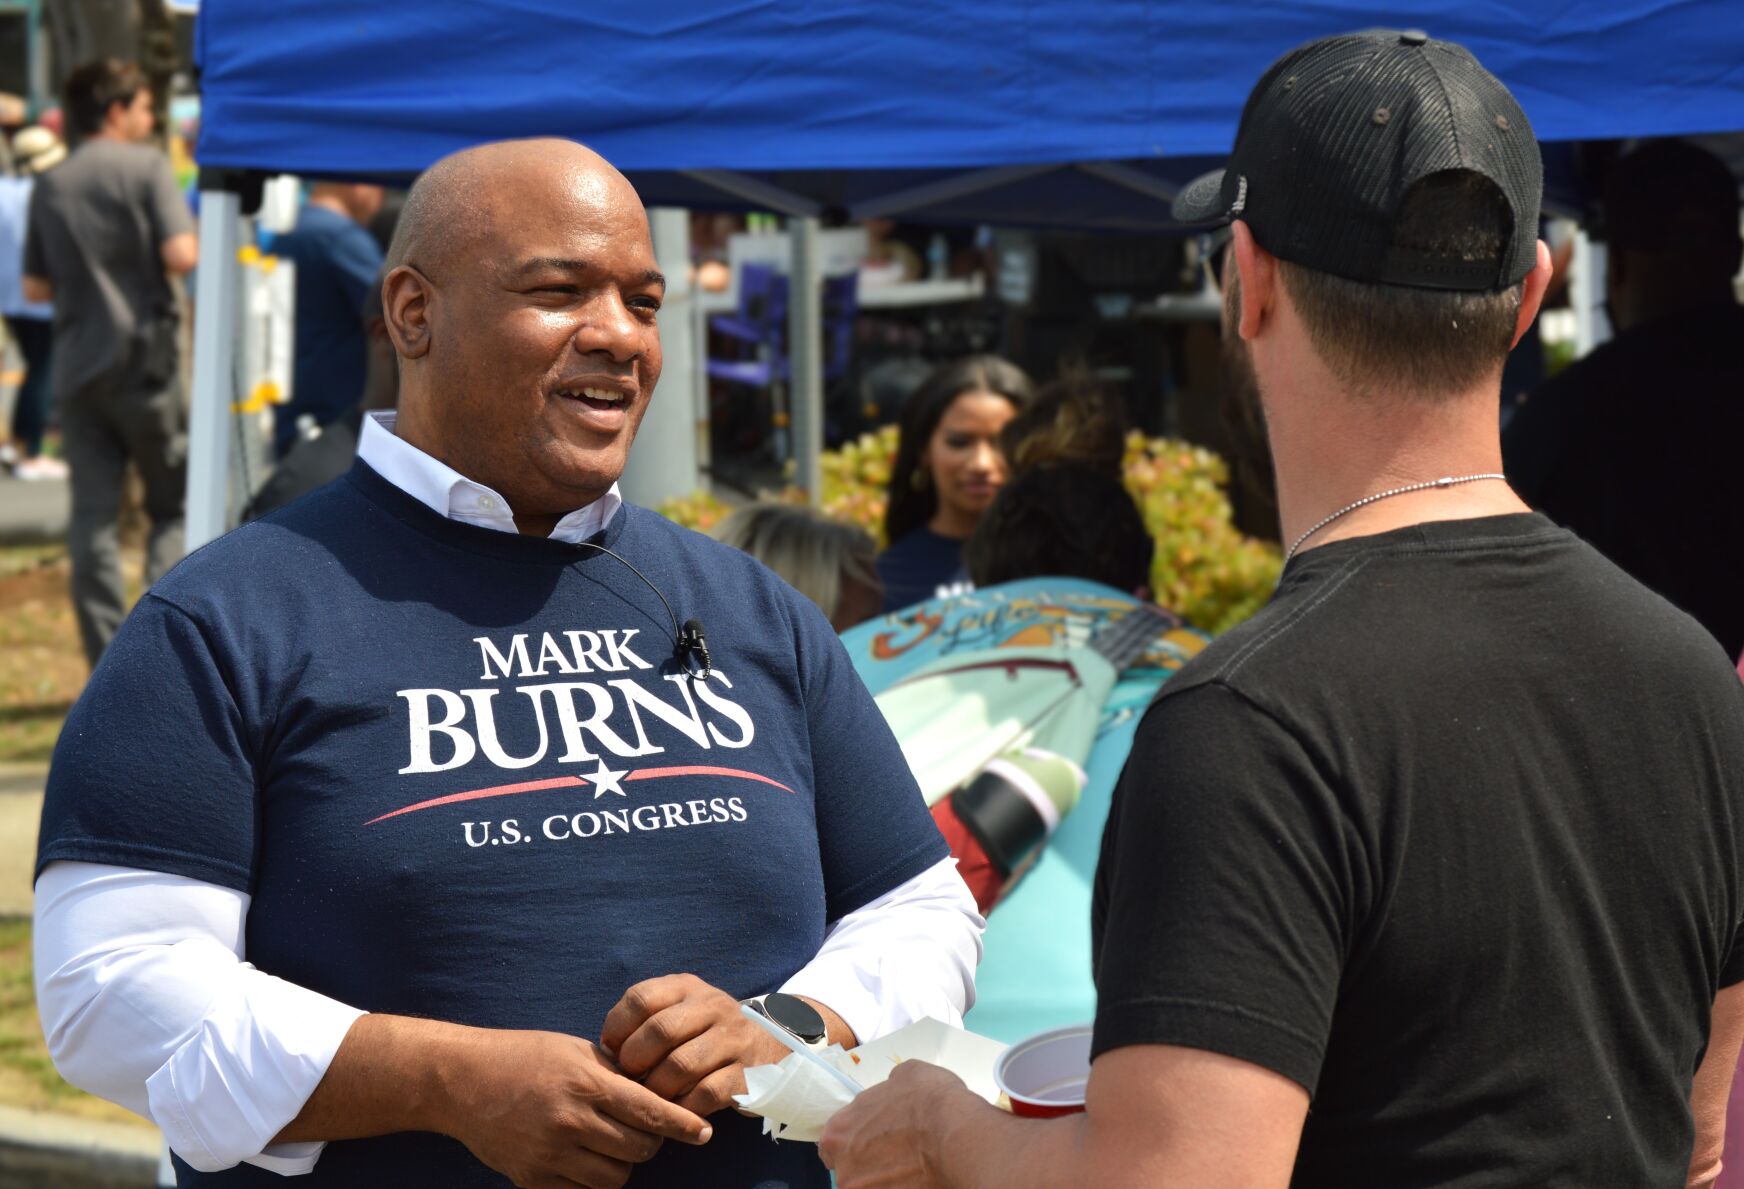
[823,1046,1309,1188]
[932,1097,1090,1189]
[274,1014,476,1143]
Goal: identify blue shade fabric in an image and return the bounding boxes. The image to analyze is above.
[197,0,1744,185]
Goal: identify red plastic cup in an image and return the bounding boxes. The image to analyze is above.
[994,1025,1092,1118]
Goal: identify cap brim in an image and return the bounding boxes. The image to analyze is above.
[1171,168,1234,225]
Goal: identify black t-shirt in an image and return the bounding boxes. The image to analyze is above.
[1502,302,1744,661]
[1092,514,1744,1188]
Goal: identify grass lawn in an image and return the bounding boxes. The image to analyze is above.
[0,543,148,1123]
[0,546,89,766]
[0,917,145,1125]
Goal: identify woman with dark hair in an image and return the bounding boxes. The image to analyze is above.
[878,355,1032,611]
[965,464,1153,597]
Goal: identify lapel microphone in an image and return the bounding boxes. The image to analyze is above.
[571,541,712,681]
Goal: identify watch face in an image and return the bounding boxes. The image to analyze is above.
[762,992,828,1044]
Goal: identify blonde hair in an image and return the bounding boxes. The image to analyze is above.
[713,503,880,624]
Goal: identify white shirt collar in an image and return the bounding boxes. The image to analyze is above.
[357,411,622,544]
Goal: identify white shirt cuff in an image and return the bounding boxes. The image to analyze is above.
[34,862,365,1176]
[779,855,984,1045]
[146,975,364,1173]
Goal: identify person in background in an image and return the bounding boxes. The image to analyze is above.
[243,269,398,521]
[271,180,385,456]
[690,210,741,294]
[961,376,1153,595]
[1504,140,1744,660]
[859,217,923,286]
[999,375,1129,476]
[965,464,1153,598]
[712,502,884,632]
[365,188,404,256]
[879,355,1031,612]
[0,125,66,479]
[22,58,196,667]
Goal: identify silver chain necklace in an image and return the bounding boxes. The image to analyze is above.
[1285,474,1508,562]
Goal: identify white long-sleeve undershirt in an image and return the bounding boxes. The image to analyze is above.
[34,856,982,1174]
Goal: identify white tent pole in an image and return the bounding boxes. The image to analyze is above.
[787,215,823,506]
[620,207,700,508]
[1569,227,1612,360]
[186,188,244,551]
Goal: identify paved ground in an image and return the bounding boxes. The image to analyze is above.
[0,765,45,917]
[0,1105,161,1188]
[0,475,69,547]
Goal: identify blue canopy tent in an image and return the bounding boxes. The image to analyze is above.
[198,1,1744,210]
[186,0,1744,532]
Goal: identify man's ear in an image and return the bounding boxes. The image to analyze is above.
[1511,239,1554,350]
[1229,220,1275,342]
[382,265,433,360]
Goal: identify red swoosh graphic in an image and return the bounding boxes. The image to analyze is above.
[627,766,795,794]
[364,765,793,826]
[364,775,588,825]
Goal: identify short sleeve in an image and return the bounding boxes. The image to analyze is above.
[793,593,948,923]
[148,155,196,245]
[1721,675,1744,988]
[1723,925,1744,989]
[1091,683,1358,1095]
[36,595,258,892]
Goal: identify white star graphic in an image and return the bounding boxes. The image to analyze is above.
[587,762,631,798]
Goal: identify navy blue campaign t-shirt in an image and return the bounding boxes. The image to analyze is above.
[37,461,948,1188]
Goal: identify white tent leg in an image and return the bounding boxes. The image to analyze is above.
[621,207,700,509]
[788,215,823,506]
[186,189,243,551]
[1569,227,1612,359]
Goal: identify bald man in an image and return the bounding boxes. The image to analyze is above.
[33,139,982,1189]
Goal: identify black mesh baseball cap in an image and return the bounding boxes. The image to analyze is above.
[1173,29,1542,292]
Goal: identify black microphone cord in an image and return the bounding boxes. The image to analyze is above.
[570,541,712,681]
